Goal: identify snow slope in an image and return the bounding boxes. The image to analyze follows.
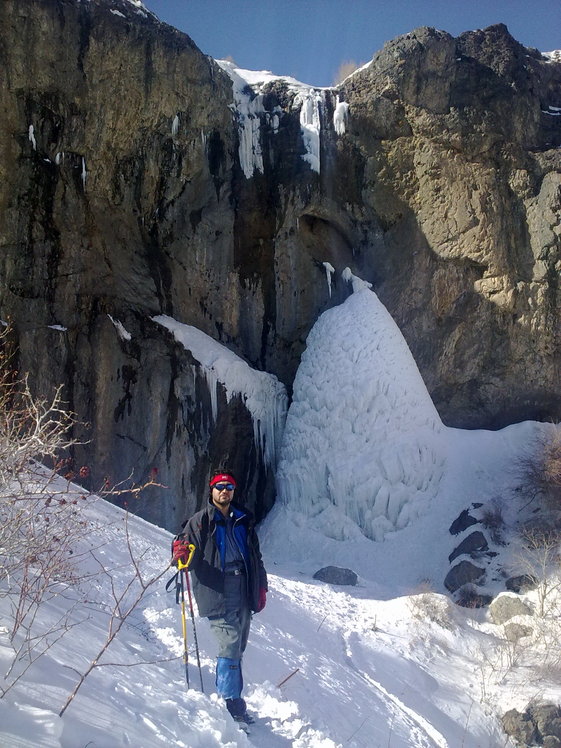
[0,491,516,748]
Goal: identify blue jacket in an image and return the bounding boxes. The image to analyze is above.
[213,506,250,569]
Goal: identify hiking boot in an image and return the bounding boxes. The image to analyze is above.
[226,698,255,724]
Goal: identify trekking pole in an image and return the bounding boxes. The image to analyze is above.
[177,561,190,689]
[178,544,204,693]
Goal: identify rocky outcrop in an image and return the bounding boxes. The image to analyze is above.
[503,703,561,747]
[0,2,559,529]
[340,25,561,428]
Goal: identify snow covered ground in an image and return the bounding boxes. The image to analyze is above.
[1,273,559,747]
[0,485,554,748]
[0,493,515,748]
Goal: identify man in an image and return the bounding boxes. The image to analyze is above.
[172,470,267,726]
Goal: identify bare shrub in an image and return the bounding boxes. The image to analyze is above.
[510,525,561,618]
[0,327,86,660]
[0,329,166,703]
[480,499,506,544]
[58,512,172,716]
[515,426,561,509]
[408,592,455,630]
[333,60,360,85]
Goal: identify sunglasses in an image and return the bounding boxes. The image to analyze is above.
[213,483,235,491]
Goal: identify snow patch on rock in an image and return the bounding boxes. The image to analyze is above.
[152,315,287,468]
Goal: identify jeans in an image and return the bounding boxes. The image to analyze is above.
[209,571,251,699]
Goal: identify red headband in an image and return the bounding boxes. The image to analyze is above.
[209,473,237,488]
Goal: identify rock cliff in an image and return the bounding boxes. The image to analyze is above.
[0,0,559,529]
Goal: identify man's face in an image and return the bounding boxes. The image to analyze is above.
[211,482,235,510]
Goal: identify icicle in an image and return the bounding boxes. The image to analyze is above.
[81,157,87,190]
[295,89,323,173]
[333,97,349,136]
[215,60,266,179]
[171,114,180,136]
[28,125,36,151]
[323,262,335,297]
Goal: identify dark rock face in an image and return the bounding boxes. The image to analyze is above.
[0,3,559,529]
[313,567,358,586]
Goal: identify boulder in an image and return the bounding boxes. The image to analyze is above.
[444,561,485,593]
[449,509,479,535]
[502,709,539,747]
[455,590,493,609]
[448,531,489,563]
[528,704,561,743]
[313,567,358,586]
[502,703,561,747]
[489,593,533,625]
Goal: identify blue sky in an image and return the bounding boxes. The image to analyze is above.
[142,0,561,87]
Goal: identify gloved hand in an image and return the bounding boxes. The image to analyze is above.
[172,539,190,567]
[256,587,267,612]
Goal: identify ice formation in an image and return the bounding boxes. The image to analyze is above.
[216,61,326,176]
[322,262,335,297]
[276,269,445,541]
[28,125,36,151]
[108,315,132,342]
[152,315,287,468]
[81,157,87,190]
[333,97,349,136]
[294,89,324,172]
[215,61,267,178]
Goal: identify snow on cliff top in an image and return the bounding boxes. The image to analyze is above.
[216,60,326,176]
